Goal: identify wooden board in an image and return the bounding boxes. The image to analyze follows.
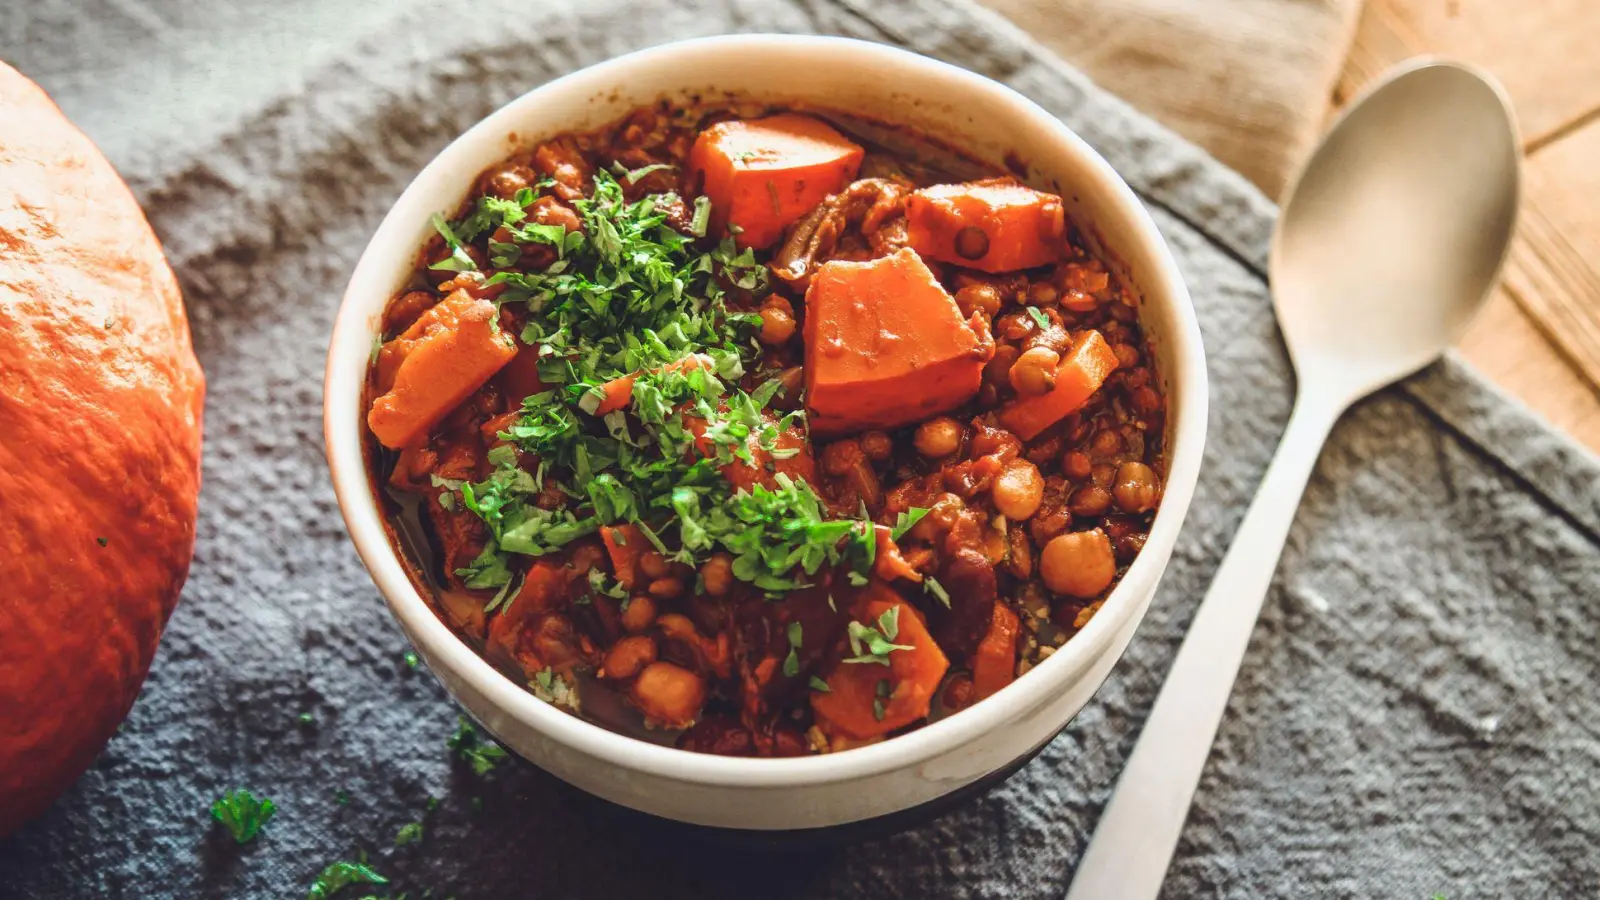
[1341,0,1600,454]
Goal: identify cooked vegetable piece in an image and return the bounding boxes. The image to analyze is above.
[368,290,517,448]
[971,602,1021,701]
[592,353,713,417]
[600,524,645,590]
[689,113,864,249]
[811,584,950,739]
[998,330,1119,440]
[905,177,1066,273]
[496,345,548,405]
[803,247,992,436]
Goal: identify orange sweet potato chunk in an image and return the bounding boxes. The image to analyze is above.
[368,290,517,449]
[803,247,991,436]
[689,113,864,250]
[905,177,1066,273]
[998,329,1120,440]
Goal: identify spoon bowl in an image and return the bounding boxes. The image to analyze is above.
[1272,59,1520,398]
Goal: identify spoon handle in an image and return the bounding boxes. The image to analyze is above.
[1065,392,1343,900]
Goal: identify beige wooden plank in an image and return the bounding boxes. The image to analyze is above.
[1527,121,1600,257]
[1359,0,1600,145]
[1458,287,1600,452]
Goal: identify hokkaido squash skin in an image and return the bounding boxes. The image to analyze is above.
[0,63,205,837]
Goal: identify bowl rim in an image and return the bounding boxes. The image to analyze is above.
[324,33,1208,789]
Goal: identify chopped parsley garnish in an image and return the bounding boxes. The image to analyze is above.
[395,821,424,846]
[210,790,276,844]
[842,606,914,666]
[402,650,419,669]
[429,169,880,601]
[306,860,386,899]
[334,789,350,806]
[298,712,314,725]
[923,575,951,608]
[809,676,831,693]
[783,621,803,677]
[1026,305,1050,330]
[447,716,508,777]
[95,536,108,547]
[889,507,930,541]
[873,678,892,721]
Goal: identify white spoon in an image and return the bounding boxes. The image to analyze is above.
[1065,59,1520,900]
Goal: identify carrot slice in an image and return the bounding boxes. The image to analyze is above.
[811,583,950,740]
[600,524,645,590]
[689,113,864,250]
[971,603,1021,701]
[998,330,1120,440]
[368,290,518,449]
[906,177,1066,273]
[592,353,714,417]
[803,247,991,436]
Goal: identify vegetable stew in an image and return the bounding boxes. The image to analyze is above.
[366,102,1167,756]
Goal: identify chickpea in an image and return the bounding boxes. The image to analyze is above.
[1113,342,1140,368]
[1059,289,1100,312]
[1091,429,1123,457]
[914,417,963,458]
[1062,450,1093,481]
[954,226,990,260]
[1009,346,1061,397]
[759,305,797,345]
[1039,529,1117,598]
[1068,484,1112,517]
[603,635,658,680]
[860,430,893,462]
[1113,462,1162,513]
[984,344,1020,389]
[992,459,1045,520]
[648,577,685,600]
[638,551,670,580]
[1028,282,1059,307]
[909,493,965,542]
[621,595,657,633]
[700,553,734,598]
[629,661,707,728]
[954,283,1004,318]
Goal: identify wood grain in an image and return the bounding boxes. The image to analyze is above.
[1356,0,1600,146]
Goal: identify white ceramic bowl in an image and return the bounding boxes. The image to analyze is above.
[325,34,1207,831]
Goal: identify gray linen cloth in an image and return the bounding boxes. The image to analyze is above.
[3,0,1598,897]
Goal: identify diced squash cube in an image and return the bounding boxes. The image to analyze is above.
[998,329,1119,440]
[368,291,517,449]
[906,177,1066,273]
[689,114,864,250]
[803,247,991,436]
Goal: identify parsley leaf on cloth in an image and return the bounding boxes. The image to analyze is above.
[306,860,387,899]
[210,789,276,844]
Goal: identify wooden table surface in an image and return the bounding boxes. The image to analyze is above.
[1341,0,1600,454]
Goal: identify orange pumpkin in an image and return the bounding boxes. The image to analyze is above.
[0,63,205,836]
